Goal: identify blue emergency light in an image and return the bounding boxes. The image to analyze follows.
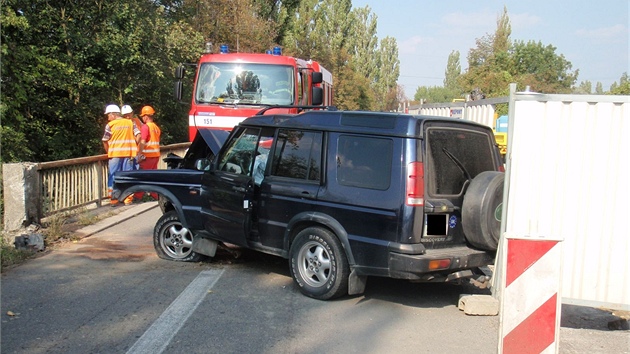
[272,46,282,55]
[220,45,229,54]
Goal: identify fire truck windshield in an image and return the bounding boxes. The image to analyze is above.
[196,63,294,105]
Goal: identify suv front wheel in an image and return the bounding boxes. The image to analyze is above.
[154,211,204,262]
[289,227,349,300]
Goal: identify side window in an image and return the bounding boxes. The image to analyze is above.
[218,127,260,175]
[271,129,322,181]
[337,135,393,190]
[253,128,275,185]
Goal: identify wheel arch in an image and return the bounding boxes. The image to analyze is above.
[117,184,190,228]
[284,212,356,265]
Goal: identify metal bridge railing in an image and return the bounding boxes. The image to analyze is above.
[36,143,190,216]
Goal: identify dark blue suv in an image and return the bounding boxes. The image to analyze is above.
[114,111,505,300]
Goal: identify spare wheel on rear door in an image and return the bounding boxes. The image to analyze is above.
[462,171,505,251]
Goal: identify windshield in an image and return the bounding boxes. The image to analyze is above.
[195,63,294,105]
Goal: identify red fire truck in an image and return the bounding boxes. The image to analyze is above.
[175,45,333,141]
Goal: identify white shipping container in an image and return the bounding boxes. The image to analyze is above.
[417,87,630,309]
[504,88,629,309]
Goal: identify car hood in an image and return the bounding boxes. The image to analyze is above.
[197,129,230,155]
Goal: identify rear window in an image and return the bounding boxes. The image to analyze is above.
[426,127,496,195]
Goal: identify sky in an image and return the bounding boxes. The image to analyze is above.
[351,0,629,99]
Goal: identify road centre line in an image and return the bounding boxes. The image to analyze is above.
[126,269,225,354]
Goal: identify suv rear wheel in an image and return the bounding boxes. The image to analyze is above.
[289,227,349,300]
[462,171,505,251]
[154,210,203,262]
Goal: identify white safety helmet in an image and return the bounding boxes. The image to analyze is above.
[121,105,133,115]
[104,104,121,114]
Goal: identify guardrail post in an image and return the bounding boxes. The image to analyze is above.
[96,161,104,207]
[2,163,41,232]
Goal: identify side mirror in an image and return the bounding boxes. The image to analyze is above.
[311,71,323,84]
[311,87,323,106]
[195,158,212,171]
[175,65,185,80]
[174,81,183,101]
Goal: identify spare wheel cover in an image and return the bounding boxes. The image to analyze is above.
[462,171,504,251]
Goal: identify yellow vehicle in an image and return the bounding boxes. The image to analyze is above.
[494,132,507,158]
[494,115,508,160]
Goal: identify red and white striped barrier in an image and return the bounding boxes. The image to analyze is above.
[498,235,563,354]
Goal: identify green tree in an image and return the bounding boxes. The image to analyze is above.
[252,0,300,44]
[374,36,400,111]
[282,0,321,61]
[1,0,200,162]
[414,51,463,103]
[460,7,513,97]
[460,7,577,96]
[595,82,604,94]
[348,6,378,84]
[0,2,32,161]
[1,0,113,162]
[414,86,457,103]
[575,80,593,94]
[283,0,386,111]
[333,49,373,111]
[313,0,353,71]
[444,51,462,93]
[510,40,577,93]
[180,0,278,53]
[467,6,511,68]
[609,72,630,94]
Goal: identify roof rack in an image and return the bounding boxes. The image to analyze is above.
[255,105,338,116]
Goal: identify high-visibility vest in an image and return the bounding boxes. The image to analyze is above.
[107,119,138,158]
[143,121,161,158]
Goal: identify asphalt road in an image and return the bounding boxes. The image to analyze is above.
[1,203,628,353]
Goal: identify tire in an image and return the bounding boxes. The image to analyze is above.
[153,210,203,262]
[462,171,505,251]
[289,227,349,300]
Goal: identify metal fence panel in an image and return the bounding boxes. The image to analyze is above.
[505,90,629,309]
[415,97,508,129]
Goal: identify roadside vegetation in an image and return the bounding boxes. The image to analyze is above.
[0,207,114,270]
[414,7,629,104]
[1,0,402,166]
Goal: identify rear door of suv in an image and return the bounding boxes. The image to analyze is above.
[421,121,500,246]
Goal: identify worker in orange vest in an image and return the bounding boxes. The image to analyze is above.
[121,105,143,139]
[137,105,161,200]
[102,104,141,206]
[121,104,143,171]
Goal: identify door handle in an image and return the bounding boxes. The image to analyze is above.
[233,186,246,193]
[301,191,315,199]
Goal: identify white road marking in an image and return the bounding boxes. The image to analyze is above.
[126,269,224,354]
